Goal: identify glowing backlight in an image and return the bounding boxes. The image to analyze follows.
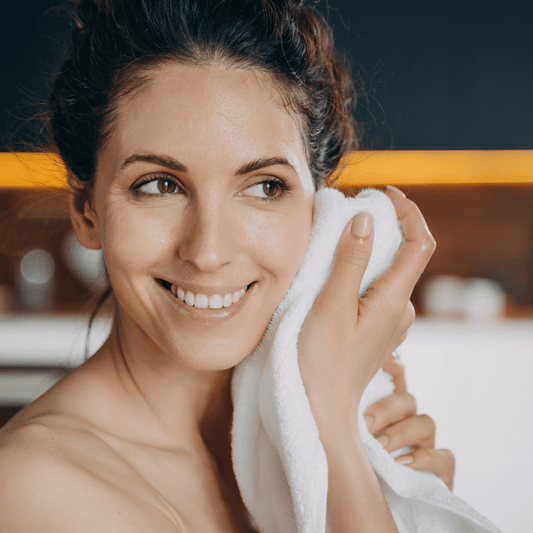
[1,150,533,189]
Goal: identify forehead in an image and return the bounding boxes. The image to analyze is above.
[100,62,307,175]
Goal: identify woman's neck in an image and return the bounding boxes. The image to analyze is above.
[91,314,235,455]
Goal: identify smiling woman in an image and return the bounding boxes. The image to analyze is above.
[0,1,470,532]
[77,62,317,370]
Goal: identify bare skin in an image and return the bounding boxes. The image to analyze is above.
[366,355,455,491]
[0,334,251,532]
[298,189,437,531]
[0,63,449,532]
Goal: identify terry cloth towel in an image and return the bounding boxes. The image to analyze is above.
[231,187,501,533]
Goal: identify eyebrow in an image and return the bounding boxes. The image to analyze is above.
[235,157,295,176]
[121,154,187,172]
[120,154,295,176]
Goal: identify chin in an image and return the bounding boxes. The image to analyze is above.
[160,328,266,372]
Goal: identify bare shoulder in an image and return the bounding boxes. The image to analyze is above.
[0,418,182,533]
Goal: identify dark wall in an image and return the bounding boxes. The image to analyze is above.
[1,1,531,150]
[0,1,70,149]
[319,2,533,150]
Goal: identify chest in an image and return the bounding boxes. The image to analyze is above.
[112,444,256,533]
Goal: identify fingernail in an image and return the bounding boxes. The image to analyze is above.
[364,415,374,431]
[376,435,390,448]
[386,185,406,198]
[351,212,373,238]
[396,455,414,465]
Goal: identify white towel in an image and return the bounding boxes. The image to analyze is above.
[231,187,500,533]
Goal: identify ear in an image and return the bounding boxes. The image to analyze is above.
[69,190,102,250]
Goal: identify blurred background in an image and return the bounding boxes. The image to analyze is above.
[1,2,532,532]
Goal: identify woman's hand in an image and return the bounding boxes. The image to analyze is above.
[298,188,436,432]
[364,355,456,490]
[297,188,436,532]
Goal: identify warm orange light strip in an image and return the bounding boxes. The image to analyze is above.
[0,152,68,189]
[334,150,533,186]
[1,151,533,189]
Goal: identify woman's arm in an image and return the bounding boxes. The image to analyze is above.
[298,187,435,531]
[365,355,456,490]
[319,416,399,532]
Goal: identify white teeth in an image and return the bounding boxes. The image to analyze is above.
[185,290,195,306]
[195,294,209,309]
[208,295,223,309]
[167,283,251,309]
[222,293,233,308]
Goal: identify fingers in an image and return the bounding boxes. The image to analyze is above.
[382,354,407,393]
[372,412,454,490]
[378,301,414,385]
[396,448,456,491]
[316,212,374,318]
[363,189,435,312]
[385,300,415,360]
[372,413,436,451]
[364,390,416,435]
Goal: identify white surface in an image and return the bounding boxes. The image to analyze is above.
[400,318,533,533]
[0,315,111,366]
[0,369,67,405]
[0,315,531,531]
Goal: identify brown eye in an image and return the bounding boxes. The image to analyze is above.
[135,178,180,196]
[245,179,288,200]
[157,180,177,194]
[262,181,279,197]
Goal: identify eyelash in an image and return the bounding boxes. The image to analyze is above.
[248,178,292,202]
[131,175,293,202]
[131,174,182,197]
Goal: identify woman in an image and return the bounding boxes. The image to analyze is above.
[0,0,453,531]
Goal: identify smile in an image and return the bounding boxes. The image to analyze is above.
[158,280,253,309]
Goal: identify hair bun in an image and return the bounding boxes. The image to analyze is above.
[49,0,359,190]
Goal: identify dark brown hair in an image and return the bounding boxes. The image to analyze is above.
[46,0,361,337]
[47,0,360,199]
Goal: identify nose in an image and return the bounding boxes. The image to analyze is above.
[177,200,238,273]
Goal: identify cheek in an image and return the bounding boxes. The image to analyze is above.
[100,205,173,280]
[243,206,312,286]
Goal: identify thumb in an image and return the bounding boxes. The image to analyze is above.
[322,212,374,308]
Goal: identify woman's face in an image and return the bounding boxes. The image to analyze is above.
[85,62,316,370]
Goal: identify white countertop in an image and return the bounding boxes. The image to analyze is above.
[400,318,533,533]
[0,314,112,366]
